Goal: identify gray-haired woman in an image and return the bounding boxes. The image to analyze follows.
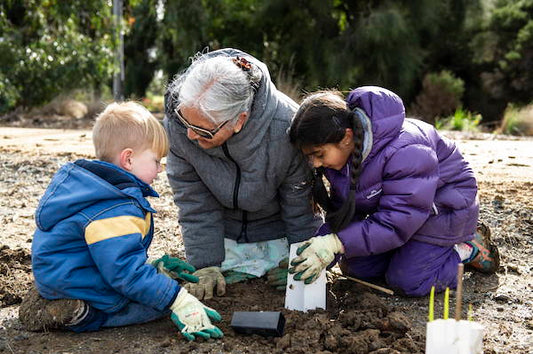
[163,48,321,300]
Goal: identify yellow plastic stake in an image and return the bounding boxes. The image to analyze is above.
[444,287,450,320]
[468,303,473,321]
[428,286,435,322]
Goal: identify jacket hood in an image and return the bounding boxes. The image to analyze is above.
[36,160,157,231]
[346,86,405,160]
[165,48,297,158]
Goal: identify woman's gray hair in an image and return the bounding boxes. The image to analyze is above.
[167,54,262,125]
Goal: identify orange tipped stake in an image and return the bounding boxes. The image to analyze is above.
[428,285,435,322]
[444,287,450,319]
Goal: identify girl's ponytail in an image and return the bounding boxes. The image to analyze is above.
[311,167,333,215]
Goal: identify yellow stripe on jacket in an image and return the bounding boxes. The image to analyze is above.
[85,213,151,245]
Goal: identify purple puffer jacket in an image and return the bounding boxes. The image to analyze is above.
[318,86,478,258]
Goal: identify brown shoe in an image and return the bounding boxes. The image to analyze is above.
[464,222,500,274]
[19,286,87,332]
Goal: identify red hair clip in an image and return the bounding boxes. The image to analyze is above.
[232,56,252,71]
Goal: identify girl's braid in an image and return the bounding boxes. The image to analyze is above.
[349,111,364,190]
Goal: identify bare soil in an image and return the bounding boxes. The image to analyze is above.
[0,122,532,353]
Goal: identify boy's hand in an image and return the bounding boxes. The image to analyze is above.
[152,255,199,283]
[170,288,223,341]
[288,234,345,284]
[184,266,226,300]
[266,258,289,290]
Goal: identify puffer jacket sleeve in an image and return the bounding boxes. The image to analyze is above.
[85,208,180,311]
[166,145,226,269]
[279,148,322,244]
[337,144,439,257]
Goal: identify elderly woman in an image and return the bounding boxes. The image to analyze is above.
[164,48,321,300]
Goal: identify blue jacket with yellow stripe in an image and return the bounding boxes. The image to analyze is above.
[32,159,180,313]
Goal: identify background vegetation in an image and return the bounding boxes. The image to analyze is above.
[1,0,532,131]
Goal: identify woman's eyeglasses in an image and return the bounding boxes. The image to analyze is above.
[174,108,230,139]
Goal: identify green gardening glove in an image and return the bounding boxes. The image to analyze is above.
[152,255,199,283]
[266,258,289,290]
[170,288,224,341]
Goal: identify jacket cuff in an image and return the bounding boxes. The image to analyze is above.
[165,285,182,310]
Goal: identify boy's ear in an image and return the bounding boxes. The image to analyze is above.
[233,112,248,134]
[119,148,134,171]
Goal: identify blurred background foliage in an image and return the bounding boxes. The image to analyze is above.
[1,0,532,132]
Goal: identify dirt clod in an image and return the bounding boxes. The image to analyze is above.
[0,246,32,307]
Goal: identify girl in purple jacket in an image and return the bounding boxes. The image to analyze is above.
[288,86,499,296]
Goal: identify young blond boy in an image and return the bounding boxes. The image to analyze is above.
[19,102,222,341]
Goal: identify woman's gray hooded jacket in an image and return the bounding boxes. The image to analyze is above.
[164,48,321,269]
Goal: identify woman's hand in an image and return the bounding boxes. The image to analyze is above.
[266,258,289,290]
[184,266,226,300]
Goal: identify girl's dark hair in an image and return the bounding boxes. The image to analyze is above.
[289,91,364,233]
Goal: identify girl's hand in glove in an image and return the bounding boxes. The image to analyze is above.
[151,255,199,283]
[184,266,226,300]
[288,234,344,284]
[170,288,223,341]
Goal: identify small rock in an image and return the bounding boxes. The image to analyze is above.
[159,339,171,348]
[493,293,511,303]
[505,264,522,275]
[13,334,29,341]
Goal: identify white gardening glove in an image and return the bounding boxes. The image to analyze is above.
[288,233,345,284]
[184,266,226,300]
[169,288,223,341]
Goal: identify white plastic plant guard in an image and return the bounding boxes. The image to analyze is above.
[284,242,326,312]
[425,319,484,354]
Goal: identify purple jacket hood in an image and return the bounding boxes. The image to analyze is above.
[346,86,405,161]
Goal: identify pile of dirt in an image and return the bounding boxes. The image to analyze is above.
[186,278,424,354]
[0,246,32,307]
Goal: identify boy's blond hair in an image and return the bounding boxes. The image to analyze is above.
[92,101,169,162]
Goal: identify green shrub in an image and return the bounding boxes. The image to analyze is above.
[410,71,465,124]
[0,73,20,113]
[499,104,533,136]
[436,108,481,132]
[0,1,115,114]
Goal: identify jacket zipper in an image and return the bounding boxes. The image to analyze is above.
[222,143,249,242]
[222,143,240,209]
